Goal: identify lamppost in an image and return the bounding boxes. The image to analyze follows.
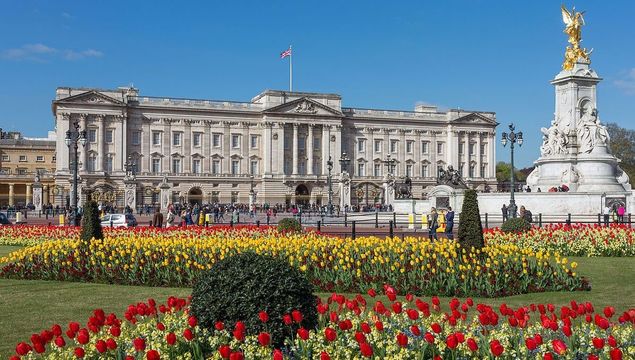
[0,127,5,139]
[249,175,256,208]
[339,152,351,211]
[327,156,334,216]
[64,121,87,226]
[501,123,523,219]
[382,154,397,176]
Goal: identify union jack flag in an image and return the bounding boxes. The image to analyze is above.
[280,47,292,59]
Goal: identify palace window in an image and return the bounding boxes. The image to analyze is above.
[406,164,413,177]
[192,159,201,174]
[19,155,27,162]
[152,158,161,173]
[36,155,44,162]
[250,160,258,175]
[374,139,382,152]
[298,136,305,150]
[132,131,141,146]
[459,142,465,155]
[374,163,381,177]
[422,164,429,177]
[212,160,221,174]
[172,158,181,173]
[480,143,486,156]
[231,160,240,175]
[212,133,221,147]
[421,141,429,154]
[211,191,220,203]
[52,155,56,163]
[193,133,202,147]
[481,164,487,178]
[298,161,305,174]
[17,168,27,175]
[105,155,113,173]
[469,143,475,155]
[357,139,366,152]
[87,155,96,172]
[231,134,240,149]
[172,132,182,146]
[313,137,320,150]
[406,140,414,154]
[105,129,114,144]
[357,163,366,177]
[437,142,444,155]
[230,191,238,204]
[152,131,161,146]
[1,154,8,161]
[313,160,320,175]
[88,129,97,143]
[390,139,398,153]
[250,135,258,149]
[469,164,476,178]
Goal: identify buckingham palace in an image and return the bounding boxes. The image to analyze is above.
[52,87,498,209]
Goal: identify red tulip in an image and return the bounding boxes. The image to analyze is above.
[215,321,225,331]
[283,314,293,325]
[552,339,567,355]
[259,311,269,323]
[397,332,408,347]
[110,326,121,337]
[610,348,623,360]
[156,322,165,331]
[410,325,421,336]
[320,351,331,360]
[324,327,337,342]
[188,316,197,327]
[367,289,377,297]
[374,321,384,331]
[257,332,271,346]
[229,352,244,360]
[95,340,107,353]
[166,332,176,346]
[183,328,194,341]
[355,331,366,344]
[146,349,160,360]
[467,338,478,352]
[359,342,373,357]
[490,339,504,357]
[233,328,245,342]
[525,337,537,351]
[74,347,85,358]
[424,332,435,344]
[16,342,32,356]
[608,335,617,348]
[431,323,442,333]
[106,338,117,350]
[592,337,604,349]
[361,322,371,334]
[76,329,89,345]
[273,349,284,360]
[543,352,554,360]
[446,334,458,349]
[297,327,310,340]
[218,345,231,359]
[55,336,66,348]
[134,337,146,352]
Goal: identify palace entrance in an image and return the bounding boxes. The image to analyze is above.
[352,182,384,209]
[188,187,203,205]
[295,184,310,207]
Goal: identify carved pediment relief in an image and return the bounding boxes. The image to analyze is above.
[451,113,497,126]
[56,91,125,106]
[264,97,343,117]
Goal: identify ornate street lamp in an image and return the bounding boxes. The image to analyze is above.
[327,156,334,216]
[382,154,397,176]
[339,152,351,173]
[501,123,523,219]
[64,120,87,226]
[0,127,5,139]
[249,175,256,207]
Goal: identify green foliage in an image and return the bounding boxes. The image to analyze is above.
[190,252,318,347]
[496,161,528,183]
[277,217,302,233]
[606,122,635,182]
[80,200,103,242]
[501,218,532,233]
[457,189,484,250]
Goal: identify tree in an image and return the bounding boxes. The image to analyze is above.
[606,123,635,181]
[495,162,528,183]
[457,189,484,250]
[80,200,104,243]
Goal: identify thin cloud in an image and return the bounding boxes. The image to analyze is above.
[1,43,103,62]
[614,68,635,95]
[61,12,73,19]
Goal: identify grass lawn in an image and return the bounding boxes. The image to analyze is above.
[0,246,634,357]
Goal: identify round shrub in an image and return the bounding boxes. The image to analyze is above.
[501,217,532,233]
[190,252,318,347]
[277,217,302,233]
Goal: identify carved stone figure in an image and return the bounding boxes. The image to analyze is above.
[437,165,467,188]
[561,5,591,70]
[395,176,413,199]
[125,189,135,207]
[578,107,610,154]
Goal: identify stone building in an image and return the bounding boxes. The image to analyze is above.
[52,87,497,209]
[0,131,56,207]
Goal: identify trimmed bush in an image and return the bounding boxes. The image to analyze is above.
[190,252,318,347]
[80,200,103,242]
[277,217,302,233]
[457,189,484,250]
[501,217,532,233]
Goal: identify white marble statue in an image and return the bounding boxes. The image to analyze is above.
[540,118,568,156]
[578,107,610,154]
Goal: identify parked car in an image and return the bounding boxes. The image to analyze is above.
[100,214,137,228]
[0,213,11,226]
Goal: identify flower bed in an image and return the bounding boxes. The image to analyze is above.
[10,287,635,359]
[1,228,586,297]
[485,224,635,257]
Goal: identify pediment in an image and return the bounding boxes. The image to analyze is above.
[451,113,497,126]
[55,91,126,106]
[150,152,164,157]
[191,153,205,158]
[170,152,184,158]
[264,97,343,117]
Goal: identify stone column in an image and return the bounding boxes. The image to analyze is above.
[321,125,330,175]
[8,183,14,206]
[203,121,211,173]
[399,129,407,176]
[163,119,171,174]
[26,184,32,205]
[415,130,422,177]
[263,122,272,176]
[242,122,250,175]
[476,133,482,179]
[276,123,285,175]
[97,116,105,171]
[142,119,151,173]
[43,185,50,205]
[81,114,88,171]
[333,125,342,173]
[121,115,128,173]
[292,124,299,175]
[489,133,496,180]
[223,122,231,174]
[183,120,191,173]
[307,124,314,175]
[446,124,455,168]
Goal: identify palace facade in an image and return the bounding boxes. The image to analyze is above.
[52,87,497,208]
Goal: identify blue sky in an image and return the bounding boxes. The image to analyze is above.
[1,1,634,167]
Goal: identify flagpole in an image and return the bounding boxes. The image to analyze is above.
[289,45,293,92]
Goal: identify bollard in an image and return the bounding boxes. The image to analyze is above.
[344,212,348,227]
[539,213,543,228]
[389,220,394,238]
[484,213,489,229]
[352,221,356,240]
[421,213,428,230]
[566,213,571,227]
[111,220,114,228]
[256,220,260,228]
[401,232,405,241]
[205,221,209,227]
[230,220,234,227]
[597,213,601,227]
[408,213,415,229]
[629,213,632,228]
[317,220,321,232]
[393,212,397,226]
[148,220,152,227]
[375,212,379,228]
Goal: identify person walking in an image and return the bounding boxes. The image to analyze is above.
[501,204,508,223]
[428,207,438,240]
[617,204,626,224]
[152,208,164,228]
[603,204,610,227]
[166,208,175,228]
[445,206,455,240]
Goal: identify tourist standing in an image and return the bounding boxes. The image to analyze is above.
[603,204,610,227]
[152,208,164,228]
[428,207,438,240]
[501,204,508,222]
[617,204,626,224]
[166,208,175,228]
[445,206,455,240]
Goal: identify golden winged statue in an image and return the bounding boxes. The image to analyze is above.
[561,5,592,70]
